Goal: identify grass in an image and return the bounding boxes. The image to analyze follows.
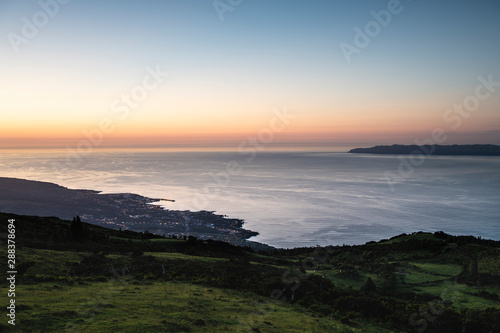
[5,281,393,333]
[311,269,382,290]
[2,212,499,332]
[479,254,500,275]
[409,261,463,277]
[144,251,227,263]
[399,264,451,285]
[17,248,87,276]
[415,282,500,310]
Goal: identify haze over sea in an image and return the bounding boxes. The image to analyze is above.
[1,148,499,248]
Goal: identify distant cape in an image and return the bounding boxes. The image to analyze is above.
[348,144,500,156]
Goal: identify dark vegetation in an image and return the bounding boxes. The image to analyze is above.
[1,212,499,332]
[349,144,500,156]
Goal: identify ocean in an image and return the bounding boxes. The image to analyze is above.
[1,148,499,248]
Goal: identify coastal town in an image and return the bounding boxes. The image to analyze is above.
[79,193,258,243]
[0,177,258,244]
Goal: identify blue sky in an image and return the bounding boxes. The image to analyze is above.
[1,0,499,147]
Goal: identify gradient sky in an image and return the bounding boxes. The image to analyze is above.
[1,0,499,148]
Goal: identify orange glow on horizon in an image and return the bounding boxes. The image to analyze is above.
[2,100,499,148]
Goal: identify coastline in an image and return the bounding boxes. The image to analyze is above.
[2,140,500,249]
[0,177,261,247]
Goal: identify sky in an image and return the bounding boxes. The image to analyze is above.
[0,0,499,149]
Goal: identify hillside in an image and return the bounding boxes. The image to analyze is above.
[1,212,499,332]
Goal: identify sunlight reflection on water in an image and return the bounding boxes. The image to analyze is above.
[1,148,499,248]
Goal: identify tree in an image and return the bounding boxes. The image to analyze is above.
[362,277,376,293]
[70,216,85,242]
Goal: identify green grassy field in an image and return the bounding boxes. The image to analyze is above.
[1,214,499,332]
[8,281,395,333]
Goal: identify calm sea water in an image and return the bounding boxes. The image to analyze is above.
[1,148,499,248]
